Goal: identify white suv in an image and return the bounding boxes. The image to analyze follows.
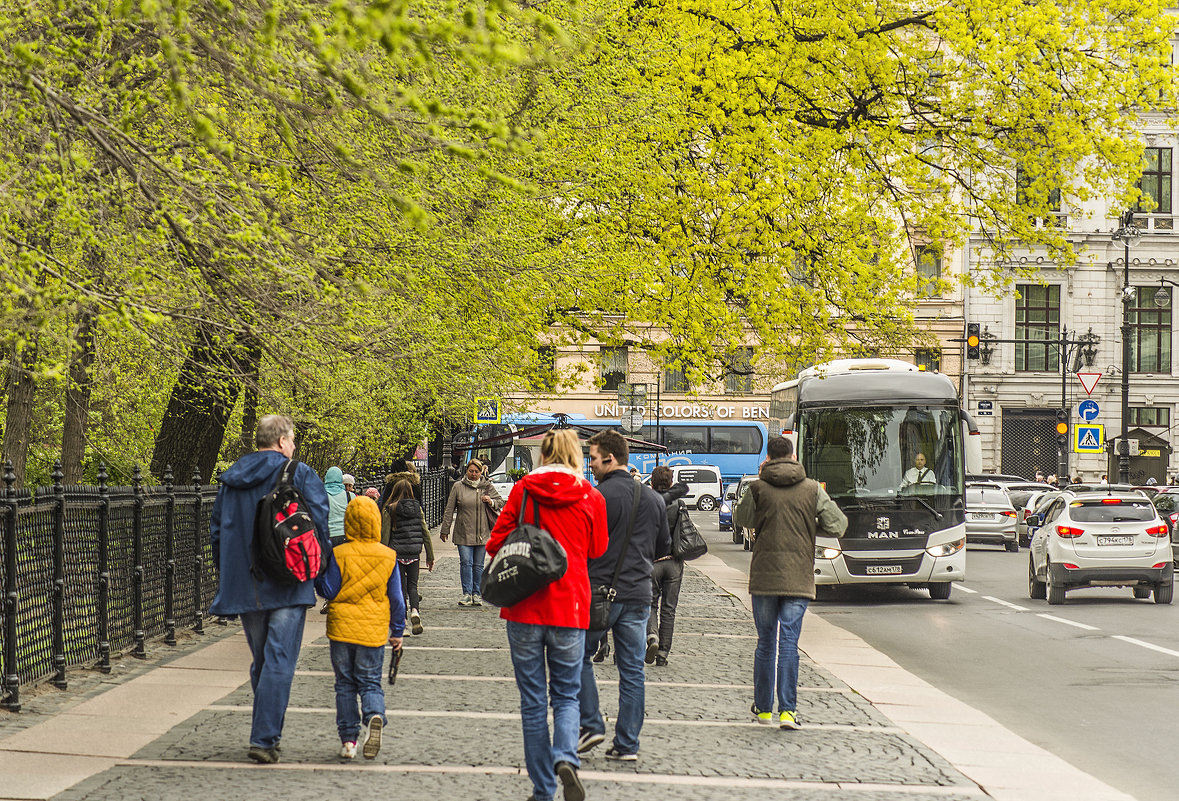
[1028,492,1173,605]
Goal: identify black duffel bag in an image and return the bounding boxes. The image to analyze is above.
[480,489,567,608]
[672,503,708,561]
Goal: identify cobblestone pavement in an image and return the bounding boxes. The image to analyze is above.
[36,559,989,801]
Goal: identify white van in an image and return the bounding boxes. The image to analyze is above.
[667,464,724,511]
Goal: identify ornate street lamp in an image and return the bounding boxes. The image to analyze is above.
[1112,212,1142,483]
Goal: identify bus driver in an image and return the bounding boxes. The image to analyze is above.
[901,452,935,490]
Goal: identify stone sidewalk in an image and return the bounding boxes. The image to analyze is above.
[0,551,1134,801]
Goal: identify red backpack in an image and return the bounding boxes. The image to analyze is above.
[251,459,327,585]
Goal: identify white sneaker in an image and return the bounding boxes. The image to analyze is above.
[472,594,482,606]
[410,609,423,635]
[459,594,473,607]
[339,740,357,759]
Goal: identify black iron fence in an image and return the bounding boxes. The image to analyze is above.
[0,462,454,712]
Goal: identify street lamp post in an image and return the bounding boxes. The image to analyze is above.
[1112,211,1142,484]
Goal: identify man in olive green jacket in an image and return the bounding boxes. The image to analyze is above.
[733,436,846,730]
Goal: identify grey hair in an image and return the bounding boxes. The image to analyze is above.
[255,414,295,449]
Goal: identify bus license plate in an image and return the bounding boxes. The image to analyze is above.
[1097,536,1134,546]
[866,565,904,575]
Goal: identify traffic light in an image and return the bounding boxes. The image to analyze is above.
[966,323,980,360]
[1055,408,1069,448]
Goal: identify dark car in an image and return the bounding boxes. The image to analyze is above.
[718,482,737,531]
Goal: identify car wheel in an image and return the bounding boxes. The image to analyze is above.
[1005,541,1019,553]
[733,526,743,545]
[1133,586,1152,599]
[1155,580,1174,605]
[1046,562,1066,605]
[1028,554,1046,600]
[697,494,716,512]
[928,582,952,600]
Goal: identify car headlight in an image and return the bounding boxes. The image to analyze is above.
[815,545,842,560]
[720,502,730,513]
[925,538,965,558]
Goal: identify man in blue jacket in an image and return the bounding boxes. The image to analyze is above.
[210,414,331,764]
[578,429,670,762]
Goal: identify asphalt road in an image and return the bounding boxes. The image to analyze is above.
[697,509,1179,801]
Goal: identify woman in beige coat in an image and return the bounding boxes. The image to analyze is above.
[440,459,504,606]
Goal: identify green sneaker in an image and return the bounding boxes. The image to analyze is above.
[750,703,772,725]
[779,710,801,730]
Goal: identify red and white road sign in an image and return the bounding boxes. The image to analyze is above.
[1076,372,1102,396]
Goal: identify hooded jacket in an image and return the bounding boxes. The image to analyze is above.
[440,476,504,546]
[733,458,847,599]
[324,466,350,542]
[486,466,609,628]
[317,496,406,646]
[209,450,331,615]
[588,469,671,605]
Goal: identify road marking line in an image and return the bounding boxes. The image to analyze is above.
[1112,635,1179,659]
[955,585,978,593]
[982,595,1029,611]
[1036,614,1100,631]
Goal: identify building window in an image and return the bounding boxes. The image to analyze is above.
[531,346,556,391]
[1130,407,1171,427]
[1129,286,1171,373]
[1015,284,1060,372]
[1016,166,1062,213]
[915,247,941,298]
[915,349,941,372]
[599,346,628,392]
[664,363,689,393]
[1138,147,1172,214]
[724,347,754,395]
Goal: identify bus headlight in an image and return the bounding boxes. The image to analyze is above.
[815,545,842,560]
[925,538,965,558]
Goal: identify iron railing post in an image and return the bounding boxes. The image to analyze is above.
[1,462,20,711]
[192,468,204,634]
[51,462,67,689]
[96,464,111,673]
[163,466,176,646]
[131,465,146,659]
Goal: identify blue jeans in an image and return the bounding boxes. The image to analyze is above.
[751,595,809,714]
[329,639,386,743]
[239,606,307,749]
[580,600,648,755]
[506,622,584,801]
[458,544,485,596]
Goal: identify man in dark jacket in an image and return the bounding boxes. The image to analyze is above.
[209,414,331,764]
[578,430,670,761]
[733,436,846,731]
[647,466,689,667]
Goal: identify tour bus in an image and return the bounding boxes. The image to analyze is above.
[769,359,980,599]
[463,414,768,486]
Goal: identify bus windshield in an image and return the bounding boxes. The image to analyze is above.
[799,406,964,506]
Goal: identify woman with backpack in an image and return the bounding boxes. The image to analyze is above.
[486,429,609,801]
[382,479,435,635]
[439,459,504,606]
[647,466,690,667]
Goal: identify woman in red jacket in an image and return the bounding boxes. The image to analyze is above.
[486,429,608,801]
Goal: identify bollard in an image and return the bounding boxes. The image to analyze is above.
[163,466,176,646]
[131,465,146,659]
[1,462,20,711]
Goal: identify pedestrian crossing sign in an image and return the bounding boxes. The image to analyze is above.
[1074,424,1104,454]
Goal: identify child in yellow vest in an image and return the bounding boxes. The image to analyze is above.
[316,495,405,759]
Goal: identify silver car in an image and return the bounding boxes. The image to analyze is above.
[1028,492,1173,605]
[966,485,1019,551]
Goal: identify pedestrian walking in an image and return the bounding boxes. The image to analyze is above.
[316,495,405,760]
[578,430,670,762]
[382,479,435,635]
[646,465,689,667]
[324,466,351,547]
[342,473,357,495]
[208,414,332,764]
[440,459,504,606]
[733,436,847,730]
[487,429,609,801]
[379,459,422,508]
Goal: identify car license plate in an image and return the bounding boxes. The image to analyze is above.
[866,565,904,575]
[969,513,994,521]
[1097,536,1134,546]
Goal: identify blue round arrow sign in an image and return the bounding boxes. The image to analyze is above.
[1077,399,1100,422]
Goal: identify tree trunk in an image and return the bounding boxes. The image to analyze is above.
[2,339,39,486]
[61,309,96,484]
[233,339,262,459]
[150,325,242,484]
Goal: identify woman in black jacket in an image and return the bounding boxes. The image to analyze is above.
[647,466,689,667]
[382,480,435,635]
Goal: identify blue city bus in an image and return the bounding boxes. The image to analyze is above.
[464,414,767,484]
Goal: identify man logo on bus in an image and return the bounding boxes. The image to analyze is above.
[876,517,890,530]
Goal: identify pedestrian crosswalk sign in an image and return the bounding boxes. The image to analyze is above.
[1074,424,1104,454]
